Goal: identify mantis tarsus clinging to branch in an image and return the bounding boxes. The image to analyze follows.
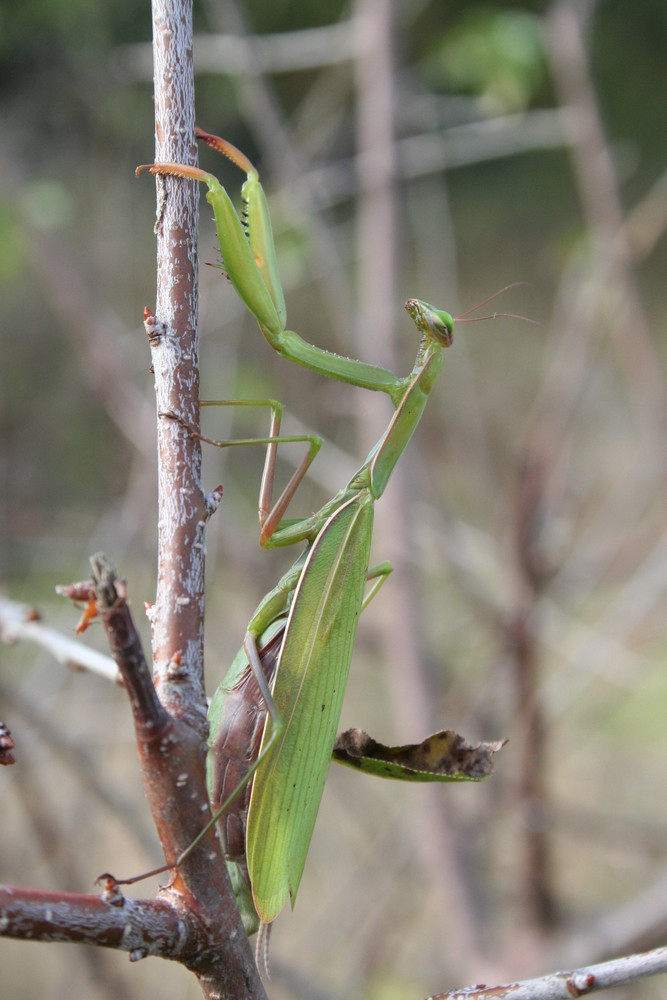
[137,130,513,931]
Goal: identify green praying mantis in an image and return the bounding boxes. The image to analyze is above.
[137,129,512,933]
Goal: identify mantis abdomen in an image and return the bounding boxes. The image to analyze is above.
[208,622,285,868]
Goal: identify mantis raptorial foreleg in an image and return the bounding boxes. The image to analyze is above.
[138,132,403,404]
[138,129,529,406]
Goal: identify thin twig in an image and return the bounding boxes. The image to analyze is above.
[0,594,119,683]
[427,943,667,999]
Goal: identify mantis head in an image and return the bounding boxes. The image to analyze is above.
[406,284,536,349]
[405,299,455,347]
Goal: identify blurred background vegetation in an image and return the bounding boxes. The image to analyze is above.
[1,0,667,998]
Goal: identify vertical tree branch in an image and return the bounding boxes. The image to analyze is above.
[149,0,208,729]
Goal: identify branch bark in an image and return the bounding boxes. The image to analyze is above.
[147,0,207,728]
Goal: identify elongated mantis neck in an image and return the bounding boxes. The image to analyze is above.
[337,300,453,502]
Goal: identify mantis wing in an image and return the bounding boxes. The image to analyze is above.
[246,494,373,924]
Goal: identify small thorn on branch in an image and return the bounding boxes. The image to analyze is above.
[55,579,100,633]
[567,972,596,996]
[97,874,126,907]
[205,484,223,516]
[144,306,167,347]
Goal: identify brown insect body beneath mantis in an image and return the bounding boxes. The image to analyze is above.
[208,622,285,875]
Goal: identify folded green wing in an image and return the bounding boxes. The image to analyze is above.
[247,494,373,923]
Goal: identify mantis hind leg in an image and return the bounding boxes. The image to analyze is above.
[198,398,322,547]
[362,561,393,611]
